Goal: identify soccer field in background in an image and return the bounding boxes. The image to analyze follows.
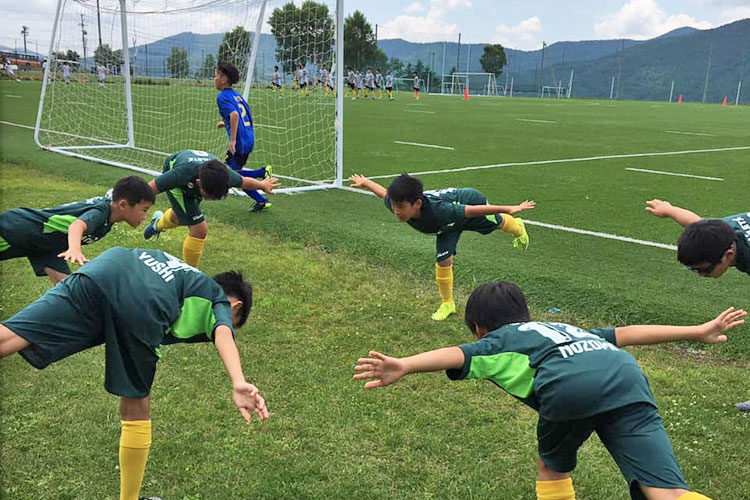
[1,81,749,499]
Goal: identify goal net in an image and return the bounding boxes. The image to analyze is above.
[441,72,499,96]
[35,0,344,193]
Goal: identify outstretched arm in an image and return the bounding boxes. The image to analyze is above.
[645,199,701,227]
[214,326,269,422]
[349,174,387,199]
[58,219,90,265]
[464,201,536,217]
[353,347,464,389]
[241,176,280,194]
[614,307,746,347]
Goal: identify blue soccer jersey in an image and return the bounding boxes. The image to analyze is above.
[216,88,255,155]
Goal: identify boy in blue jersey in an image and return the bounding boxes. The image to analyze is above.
[0,247,268,500]
[354,280,743,500]
[214,62,272,213]
[646,199,750,411]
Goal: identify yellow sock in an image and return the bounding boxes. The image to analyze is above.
[120,420,151,500]
[435,263,454,303]
[156,208,180,231]
[536,478,575,500]
[500,214,523,237]
[677,493,713,500]
[182,235,206,268]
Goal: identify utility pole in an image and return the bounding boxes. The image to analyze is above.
[615,38,624,99]
[21,26,29,53]
[430,51,435,92]
[375,24,378,46]
[539,41,546,94]
[702,40,713,104]
[80,14,88,71]
[96,0,103,48]
[456,33,461,77]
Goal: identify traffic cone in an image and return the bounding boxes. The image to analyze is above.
[677,94,683,104]
[722,96,728,106]
[463,84,469,101]
[78,75,83,83]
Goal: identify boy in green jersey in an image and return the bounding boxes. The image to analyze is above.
[354,281,743,500]
[0,176,154,284]
[0,247,269,500]
[646,199,750,411]
[144,149,280,268]
[350,172,535,321]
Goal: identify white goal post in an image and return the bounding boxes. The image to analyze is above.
[441,72,499,96]
[35,0,345,194]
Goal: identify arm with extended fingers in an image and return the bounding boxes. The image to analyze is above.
[645,199,701,227]
[614,307,745,347]
[58,219,90,266]
[349,174,387,199]
[353,347,465,389]
[464,200,536,217]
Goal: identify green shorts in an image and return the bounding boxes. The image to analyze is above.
[162,157,204,226]
[435,189,501,262]
[537,402,689,499]
[2,274,161,398]
[0,240,71,277]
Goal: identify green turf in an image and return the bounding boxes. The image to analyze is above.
[1,81,749,498]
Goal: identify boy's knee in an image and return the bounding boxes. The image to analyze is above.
[0,325,30,357]
[437,256,453,267]
[119,396,151,421]
[189,223,208,239]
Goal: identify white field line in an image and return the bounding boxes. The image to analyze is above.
[516,118,556,124]
[367,145,750,180]
[394,140,454,150]
[256,123,286,130]
[665,130,717,137]
[523,220,677,251]
[404,109,436,114]
[5,94,22,98]
[625,168,723,181]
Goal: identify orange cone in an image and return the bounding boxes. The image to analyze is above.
[463,84,469,101]
[677,94,683,104]
[722,96,728,106]
[78,75,83,83]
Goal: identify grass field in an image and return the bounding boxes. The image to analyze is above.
[1,81,749,499]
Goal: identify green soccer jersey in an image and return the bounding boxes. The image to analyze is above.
[446,321,656,421]
[384,188,490,234]
[722,213,750,274]
[76,247,234,345]
[154,149,244,201]
[0,196,113,252]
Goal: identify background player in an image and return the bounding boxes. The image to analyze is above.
[385,69,394,100]
[349,173,534,321]
[0,176,154,284]
[144,149,279,268]
[0,246,269,500]
[271,65,283,96]
[214,61,272,213]
[375,68,384,99]
[354,280,743,500]
[364,68,375,100]
[413,71,420,100]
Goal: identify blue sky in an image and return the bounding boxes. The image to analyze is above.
[2,0,749,53]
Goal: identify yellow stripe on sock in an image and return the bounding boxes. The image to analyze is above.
[536,478,575,500]
[120,420,151,500]
[182,235,206,268]
[500,214,523,237]
[677,493,713,500]
[156,209,180,231]
[435,263,454,303]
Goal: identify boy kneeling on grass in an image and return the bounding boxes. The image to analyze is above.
[354,281,743,500]
[0,247,269,500]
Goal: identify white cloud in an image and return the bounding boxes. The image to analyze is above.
[594,0,712,40]
[491,16,542,51]
[378,0,471,42]
[719,6,750,23]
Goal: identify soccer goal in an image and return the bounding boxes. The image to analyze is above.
[441,72,499,97]
[35,0,345,194]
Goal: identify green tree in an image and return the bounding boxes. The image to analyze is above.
[388,57,404,78]
[65,50,80,62]
[268,1,333,74]
[480,43,507,76]
[344,10,386,69]
[197,53,216,79]
[218,26,252,77]
[167,47,190,78]
[93,44,122,66]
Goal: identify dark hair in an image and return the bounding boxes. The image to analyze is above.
[677,219,736,266]
[387,173,423,203]
[465,282,531,334]
[213,270,253,327]
[112,176,155,205]
[198,160,231,199]
[274,65,279,70]
[216,62,240,85]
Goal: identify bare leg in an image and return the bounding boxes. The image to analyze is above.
[639,485,693,500]
[0,323,30,357]
[537,454,571,481]
[44,267,69,285]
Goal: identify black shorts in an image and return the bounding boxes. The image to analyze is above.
[375,83,381,89]
[3,274,162,398]
[272,81,281,88]
[348,82,355,89]
[413,87,420,91]
[300,82,307,88]
[0,243,71,277]
[385,86,393,91]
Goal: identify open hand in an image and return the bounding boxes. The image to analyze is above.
[58,248,89,266]
[353,350,407,389]
[698,307,746,343]
[645,199,673,218]
[511,200,536,214]
[349,174,369,188]
[232,382,269,422]
[216,121,225,129]
[261,177,281,194]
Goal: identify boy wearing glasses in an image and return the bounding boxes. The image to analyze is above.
[645,199,749,411]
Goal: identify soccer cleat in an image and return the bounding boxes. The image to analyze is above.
[512,218,529,252]
[736,401,750,412]
[143,210,164,240]
[431,301,456,321]
[249,202,272,213]
[263,165,274,180]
